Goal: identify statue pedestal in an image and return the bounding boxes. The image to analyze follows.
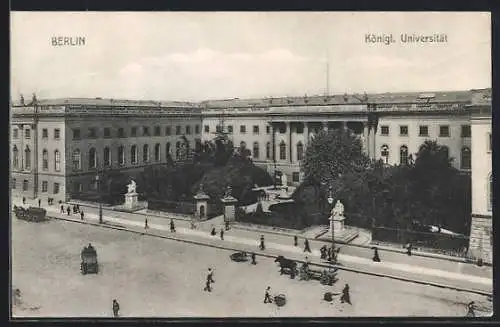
[124,192,138,210]
[329,215,346,234]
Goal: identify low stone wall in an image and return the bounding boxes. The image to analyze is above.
[468,215,493,264]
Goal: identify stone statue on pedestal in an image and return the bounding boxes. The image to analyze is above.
[331,200,344,218]
[329,200,346,233]
[224,185,232,198]
[127,180,137,194]
[281,174,288,187]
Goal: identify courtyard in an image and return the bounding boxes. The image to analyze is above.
[11,216,491,318]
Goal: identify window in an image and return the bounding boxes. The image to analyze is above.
[166,126,171,136]
[118,146,125,166]
[296,124,304,134]
[72,149,81,170]
[154,126,161,136]
[154,143,161,162]
[253,142,260,159]
[439,125,450,137]
[73,129,81,139]
[266,142,271,159]
[266,126,271,134]
[381,145,389,164]
[131,127,137,137]
[488,133,492,152]
[216,125,222,133]
[228,125,233,134]
[488,173,493,211]
[53,150,60,171]
[104,128,111,138]
[399,125,408,136]
[176,142,181,159]
[89,148,97,169]
[12,178,16,189]
[42,181,48,193]
[54,129,60,140]
[460,147,471,169]
[279,125,286,134]
[53,183,60,194]
[118,128,125,138]
[23,180,29,191]
[186,125,191,135]
[12,145,18,169]
[13,128,18,139]
[176,126,181,135]
[293,172,300,183]
[297,142,304,161]
[195,125,200,134]
[88,128,97,138]
[143,144,149,162]
[143,126,150,136]
[24,146,31,170]
[419,125,429,137]
[25,128,31,139]
[441,146,449,159]
[253,125,259,135]
[104,147,111,167]
[42,128,48,138]
[279,141,286,160]
[204,125,209,133]
[461,125,471,138]
[131,145,137,164]
[240,125,246,134]
[166,142,171,158]
[399,145,408,165]
[380,126,389,136]
[42,149,48,170]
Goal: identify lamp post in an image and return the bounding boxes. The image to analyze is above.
[327,186,335,252]
[95,173,103,224]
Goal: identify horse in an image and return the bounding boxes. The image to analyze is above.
[274,256,298,276]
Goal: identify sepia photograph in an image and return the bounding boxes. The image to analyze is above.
[10,11,492,318]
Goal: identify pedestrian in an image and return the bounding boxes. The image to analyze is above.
[38,199,41,207]
[210,226,216,236]
[73,205,77,214]
[220,228,224,240]
[340,284,351,304]
[304,239,311,253]
[372,247,381,262]
[207,268,215,284]
[259,235,265,250]
[67,206,71,216]
[60,204,64,213]
[251,252,257,265]
[76,204,80,212]
[112,299,120,317]
[22,197,26,205]
[327,247,332,261]
[466,301,475,317]
[406,243,412,256]
[80,210,84,221]
[320,245,327,259]
[264,286,273,303]
[47,198,51,206]
[144,218,149,229]
[294,235,298,246]
[170,219,176,232]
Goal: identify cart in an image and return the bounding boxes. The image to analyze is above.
[230,251,249,262]
[274,294,286,307]
[14,206,47,222]
[81,245,99,275]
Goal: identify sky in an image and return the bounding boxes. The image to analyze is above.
[10,12,491,101]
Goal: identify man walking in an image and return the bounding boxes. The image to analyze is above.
[67,206,71,216]
[60,204,65,213]
[294,235,298,246]
[373,247,381,262]
[22,197,26,205]
[259,235,265,250]
[251,252,257,265]
[304,239,311,253]
[112,299,120,317]
[38,199,41,207]
[144,218,149,229]
[170,219,176,233]
[220,228,224,240]
[264,286,273,304]
[406,243,412,256]
[340,284,351,304]
[80,210,84,221]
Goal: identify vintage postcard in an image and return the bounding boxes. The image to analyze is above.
[10,12,492,318]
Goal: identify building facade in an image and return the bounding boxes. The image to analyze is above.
[467,91,493,263]
[10,89,490,202]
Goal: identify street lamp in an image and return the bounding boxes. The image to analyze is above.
[327,186,335,252]
[95,173,103,224]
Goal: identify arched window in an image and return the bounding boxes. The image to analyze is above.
[73,149,81,170]
[296,142,304,161]
[460,147,471,169]
[12,145,18,169]
[154,143,161,162]
[42,149,48,170]
[488,173,493,211]
[166,142,171,158]
[253,142,260,159]
[381,144,389,164]
[54,150,61,171]
[89,148,97,169]
[266,142,271,159]
[399,145,408,165]
[130,145,137,164]
[176,141,181,159]
[279,141,286,160]
[143,144,149,163]
[24,146,31,170]
[118,146,125,166]
[104,147,111,167]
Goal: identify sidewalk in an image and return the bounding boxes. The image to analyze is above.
[16,199,492,295]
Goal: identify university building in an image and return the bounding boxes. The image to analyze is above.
[10,88,490,203]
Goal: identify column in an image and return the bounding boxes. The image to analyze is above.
[272,123,277,163]
[303,122,309,147]
[286,121,292,163]
[363,122,370,156]
[369,124,377,160]
[18,124,24,171]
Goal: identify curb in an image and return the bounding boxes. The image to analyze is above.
[45,214,492,297]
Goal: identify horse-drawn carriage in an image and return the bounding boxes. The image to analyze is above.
[299,262,338,285]
[230,251,249,263]
[13,205,47,222]
[81,244,99,275]
[275,256,298,279]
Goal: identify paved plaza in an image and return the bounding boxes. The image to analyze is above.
[12,216,492,317]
